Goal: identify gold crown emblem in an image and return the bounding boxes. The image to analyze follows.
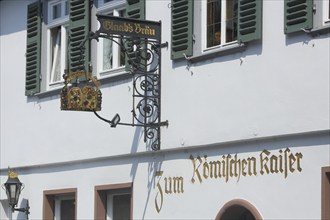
[8,168,18,178]
[61,70,102,111]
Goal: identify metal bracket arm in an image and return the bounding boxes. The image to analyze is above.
[80,15,168,151]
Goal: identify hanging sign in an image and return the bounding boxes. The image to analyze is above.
[97,15,161,40]
[60,70,102,112]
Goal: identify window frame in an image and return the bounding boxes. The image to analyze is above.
[94,182,133,220]
[43,188,77,220]
[54,194,76,220]
[46,0,69,90]
[187,0,247,63]
[215,199,263,220]
[202,0,239,51]
[96,0,127,79]
[313,0,330,31]
[26,0,94,97]
[321,166,330,220]
[106,191,131,219]
[48,0,68,22]
[323,0,330,24]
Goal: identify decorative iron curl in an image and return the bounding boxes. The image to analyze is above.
[79,28,167,151]
[134,98,159,125]
[124,38,160,74]
[133,74,160,97]
[146,127,160,151]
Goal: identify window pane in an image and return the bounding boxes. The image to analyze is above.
[52,3,61,20]
[60,199,75,220]
[113,194,131,220]
[50,27,62,83]
[207,0,221,47]
[226,0,238,43]
[102,10,126,71]
[65,1,69,16]
[103,39,113,70]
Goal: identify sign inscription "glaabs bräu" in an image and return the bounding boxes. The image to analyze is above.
[154,148,303,213]
[97,15,161,40]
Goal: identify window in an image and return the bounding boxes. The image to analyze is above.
[107,192,131,219]
[95,183,132,220]
[47,0,69,87]
[284,0,330,34]
[206,0,238,48]
[54,195,75,220]
[50,0,69,20]
[215,199,263,220]
[101,10,126,72]
[43,188,77,220]
[97,0,126,77]
[322,167,330,220]
[25,0,143,96]
[25,0,90,96]
[170,0,262,61]
[315,0,330,28]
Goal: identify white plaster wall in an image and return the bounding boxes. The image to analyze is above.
[139,135,329,220]
[1,0,329,167]
[0,0,152,168]
[0,132,328,219]
[157,0,330,148]
[0,0,330,219]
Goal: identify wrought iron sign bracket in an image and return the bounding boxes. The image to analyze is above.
[73,15,168,151]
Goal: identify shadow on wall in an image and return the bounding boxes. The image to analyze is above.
[0,199,10,220]
[128,116,164,219]
[17,199,29,220]
[142,159,163,219]
[171,39,263,70]
[0,1,28,36]
[0,198,29,220]
[285,30,330,46]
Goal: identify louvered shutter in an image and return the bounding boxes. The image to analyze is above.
[68,0,90,73]
[171,0,193,60]
[125,0,146,72]
[238,0,262,43]
[126,0,145,19]
[284,0,313,34]
[25,1,42,96]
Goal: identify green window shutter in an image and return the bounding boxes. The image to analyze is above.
[238,0,262,43]
[25,1,42,96]
[284,0,313,34]
[126,0,145,19]
[171,0,193,60]
[68,0,90,73]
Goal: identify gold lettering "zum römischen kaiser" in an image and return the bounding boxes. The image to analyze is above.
[190,148,303,184]
[154,148,303,213]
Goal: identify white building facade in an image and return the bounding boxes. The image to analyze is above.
[1,0,329,219]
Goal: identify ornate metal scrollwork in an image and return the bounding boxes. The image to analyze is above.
[76,15,168,151]
[123,37,167,150]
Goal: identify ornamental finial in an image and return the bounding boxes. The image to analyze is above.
[8,167,18,178]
